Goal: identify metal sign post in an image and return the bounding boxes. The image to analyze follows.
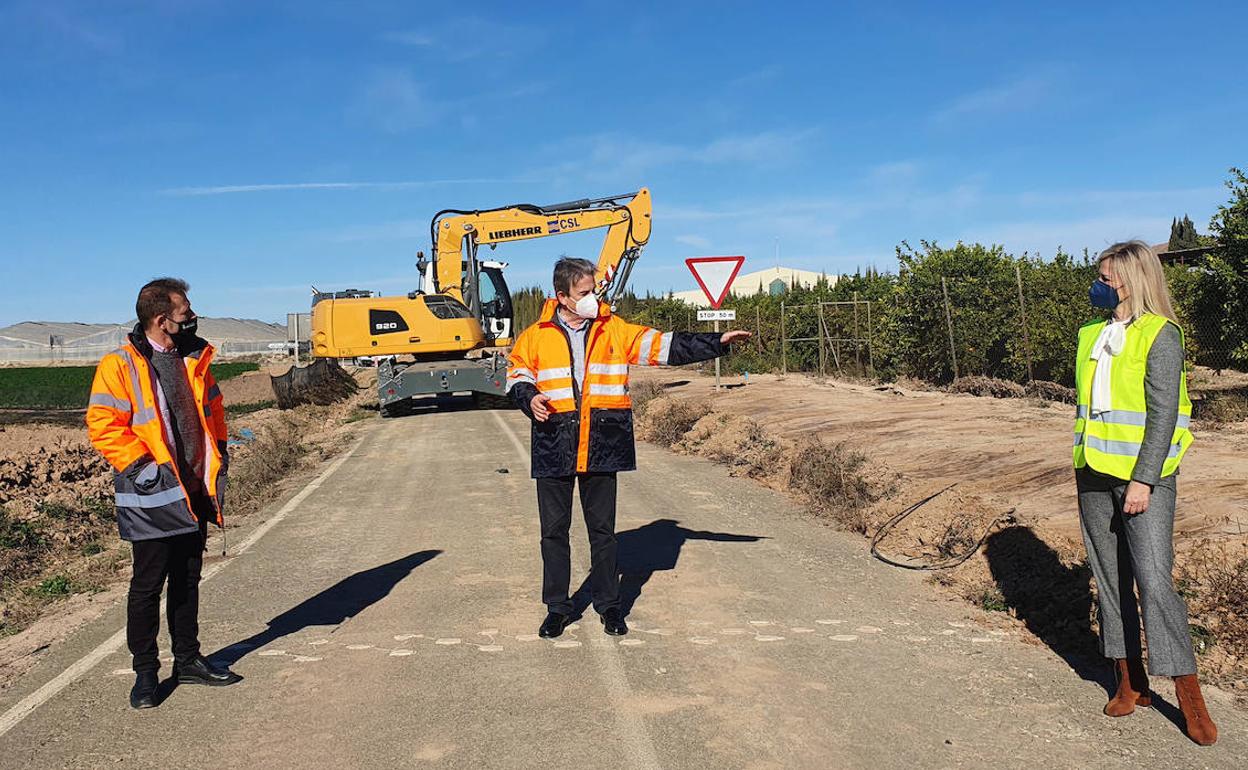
[696,309,737,390]
[686,257,744,391]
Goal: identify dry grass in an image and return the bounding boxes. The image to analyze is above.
[634,396,712,448]
[1178,540,1248,688]
[787,435,882,533]
[1024,380,1076,404]
[1193,388,1248,425]
[674,412,786,481]
[629,379,667,417]
[950,376,1026,399]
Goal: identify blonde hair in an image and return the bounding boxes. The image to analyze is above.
[1097,240,1178,323]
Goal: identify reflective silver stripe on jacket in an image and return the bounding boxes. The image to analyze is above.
[89,392,132,412]
[505,367,537,393]
[636,329,658,365]
[657,332,673,365]
[113,348,158,426]
[115,486,188,509]
[540,387,575,402]
[590,384,627,396]
[1075,405,1190,429]
[537,367,573,382]
[1084,435,1183,458]
[588,363,630,375]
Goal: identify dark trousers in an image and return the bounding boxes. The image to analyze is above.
[537,473,619,615]
[127,522,207,673]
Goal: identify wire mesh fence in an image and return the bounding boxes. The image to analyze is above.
[664,274,1243,386]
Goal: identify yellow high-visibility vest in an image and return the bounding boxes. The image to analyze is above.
[1073,313,1193,480]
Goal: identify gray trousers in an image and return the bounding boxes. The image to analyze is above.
[1077,468,1198,676]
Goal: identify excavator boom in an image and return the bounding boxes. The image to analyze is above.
[430,188,650,310]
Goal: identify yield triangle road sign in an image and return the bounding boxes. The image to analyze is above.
[685,256,745,309]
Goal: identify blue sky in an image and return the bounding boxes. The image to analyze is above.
[1,1,1245,326]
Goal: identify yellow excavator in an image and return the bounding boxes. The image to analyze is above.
[308,189,651,413]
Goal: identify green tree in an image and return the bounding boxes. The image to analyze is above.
[1168,214,1201,251]
[1196,168,1248,368]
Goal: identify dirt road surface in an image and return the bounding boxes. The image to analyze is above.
[1,404,1245,768]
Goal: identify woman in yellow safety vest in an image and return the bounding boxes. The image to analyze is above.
[1072,240,1215,745]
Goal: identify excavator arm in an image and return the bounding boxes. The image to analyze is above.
[428,188,651,310]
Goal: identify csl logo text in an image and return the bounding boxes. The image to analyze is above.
[546,217,580,234]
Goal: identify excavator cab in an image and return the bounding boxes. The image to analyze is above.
[477,261,513,346]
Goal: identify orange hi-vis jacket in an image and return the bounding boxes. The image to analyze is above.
[86,328,228,541]
[506,299,725,478]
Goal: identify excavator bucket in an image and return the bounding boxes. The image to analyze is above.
[271,358,358,409]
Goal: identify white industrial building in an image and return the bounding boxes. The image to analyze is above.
[669,266,835,306]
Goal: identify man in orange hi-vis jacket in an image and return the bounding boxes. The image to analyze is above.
[507,258,751,639]
[86,278,242,709]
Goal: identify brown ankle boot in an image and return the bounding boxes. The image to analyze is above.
[1174,674,1218,746]
[1104,658,1151,716]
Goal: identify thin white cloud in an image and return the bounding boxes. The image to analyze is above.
[550,128,819,182]
[957,214,1172,257]
[931,73,1056,126]
[674,234,712,250]
[379,18,544,61]
[360,70,437,132]
[162,179,509,196]
[725,64,783,89]
[382,30,435,46]
[32,3,123,55]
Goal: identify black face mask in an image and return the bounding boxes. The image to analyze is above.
[168,315,198,343]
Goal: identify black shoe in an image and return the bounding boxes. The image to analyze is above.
[129,671,159,709]
[600,608,628,636]
[538,611,571,639]
[173,655,243,686]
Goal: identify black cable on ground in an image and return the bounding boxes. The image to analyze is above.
[869,483,1013,571]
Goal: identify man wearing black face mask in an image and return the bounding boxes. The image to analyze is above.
[86,278,240,709]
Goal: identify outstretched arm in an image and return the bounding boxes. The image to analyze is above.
[623,323,752,367]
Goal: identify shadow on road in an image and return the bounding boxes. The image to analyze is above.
[209,549,442,666]
[572,519,764,619]
[983,525,1188,731]
[380,393,512,418]
[984,527,1102,678]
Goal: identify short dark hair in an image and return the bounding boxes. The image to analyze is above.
[136,278,190,327]
[552,257,595,295]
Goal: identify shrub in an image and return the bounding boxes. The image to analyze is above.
[950,376,1026,399]
[1025,379,1077,404]
[788,435,879,533]
[634,397,711,448]
[674,412,786,480]
[31,575,73,598]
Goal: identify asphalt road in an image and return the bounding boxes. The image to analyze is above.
[1,403,1245,768]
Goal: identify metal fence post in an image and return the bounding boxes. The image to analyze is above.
[755,305,762,354]
[941,276,960,380]
[817,302,827,377]
[866,300,876,378]
[853,291,862,373]
[780,300,787,375]
[1014,264,1034,382]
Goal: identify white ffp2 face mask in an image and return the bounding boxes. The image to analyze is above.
[573,293,599,319]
